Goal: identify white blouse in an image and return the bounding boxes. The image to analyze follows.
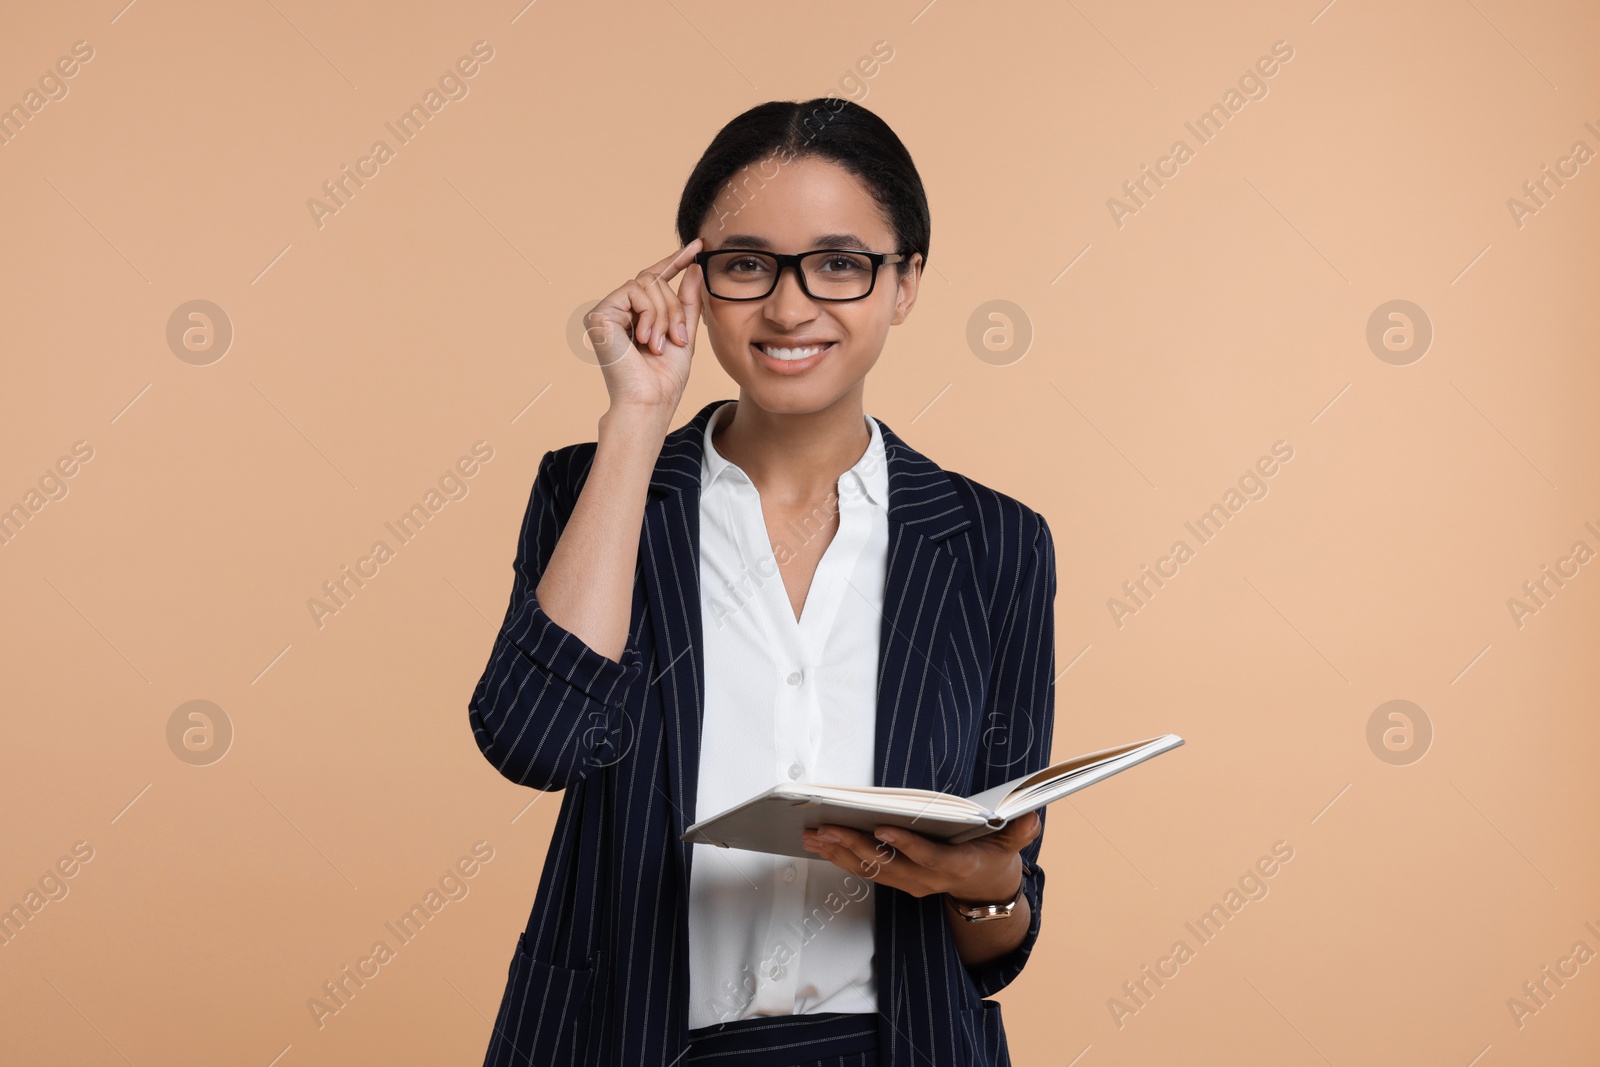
[686,399,890,1030]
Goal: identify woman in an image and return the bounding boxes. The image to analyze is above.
[469,98,1057,1067]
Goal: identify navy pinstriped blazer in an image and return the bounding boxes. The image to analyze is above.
[468,398,1058,1067]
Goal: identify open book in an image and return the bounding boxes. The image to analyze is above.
[681,733,1184,860]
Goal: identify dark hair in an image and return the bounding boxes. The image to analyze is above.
[675,98,930,276]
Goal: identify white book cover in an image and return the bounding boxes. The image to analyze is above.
[682,733,1185,860]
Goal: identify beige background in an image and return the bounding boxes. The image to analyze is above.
[2,0,1597,1064]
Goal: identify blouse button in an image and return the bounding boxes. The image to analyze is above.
[786,671,802,686]
[787,762,803,780]
[783,865,797,883]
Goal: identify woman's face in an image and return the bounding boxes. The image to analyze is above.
[694,154,922,415]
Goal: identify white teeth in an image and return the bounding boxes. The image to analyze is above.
[759,343,831,361]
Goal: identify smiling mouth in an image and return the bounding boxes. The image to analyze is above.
[754,342,836,361]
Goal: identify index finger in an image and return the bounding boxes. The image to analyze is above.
[640,237,704,286]
[869,824,950,870]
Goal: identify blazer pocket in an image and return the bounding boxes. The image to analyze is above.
[485,934,598,1066]
[960,999,1012,1067]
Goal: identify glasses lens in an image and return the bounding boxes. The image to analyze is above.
[801,251,875,299]
[703,251,876,299]
[704,251,779,299]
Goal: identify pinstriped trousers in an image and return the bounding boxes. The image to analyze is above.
[684,1011,879,1067]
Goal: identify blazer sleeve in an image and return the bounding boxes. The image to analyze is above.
[962,512,1057,997]
[467,447,646,791]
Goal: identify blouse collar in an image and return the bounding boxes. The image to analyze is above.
[699,399,889,509]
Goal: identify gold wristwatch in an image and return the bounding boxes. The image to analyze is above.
[945,870,1026,923]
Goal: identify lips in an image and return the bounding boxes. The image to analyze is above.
[756,342,835,361]
[750,341,836,376]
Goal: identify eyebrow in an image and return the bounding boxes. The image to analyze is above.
[717,233,874,251]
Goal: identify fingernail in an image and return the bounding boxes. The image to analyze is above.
[874,829,895,843]
[819,830,839,843]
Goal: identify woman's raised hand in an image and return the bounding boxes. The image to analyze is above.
[585,238,705,417]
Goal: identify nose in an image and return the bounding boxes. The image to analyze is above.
[764,261,819,325]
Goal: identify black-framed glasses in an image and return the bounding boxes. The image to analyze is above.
[694,248,906,302]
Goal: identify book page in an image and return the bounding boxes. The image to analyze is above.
[966,735,1182,815]
[774,782,984,822]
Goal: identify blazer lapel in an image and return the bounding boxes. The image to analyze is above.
[636,400,976,904]
[869,419,976,795]
[868,419,983,1067]
[638,401,717,905]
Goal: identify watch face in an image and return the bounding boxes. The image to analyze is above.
[949,878,1024,920]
